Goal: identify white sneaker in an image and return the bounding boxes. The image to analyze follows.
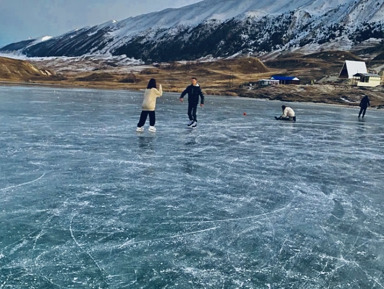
[187,120,194,127]
[148,126,156,132]
[191,122,197,128]
[136,127,144,132]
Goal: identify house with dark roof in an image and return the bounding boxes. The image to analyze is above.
[352,73,381,87]
[338,60,381,87]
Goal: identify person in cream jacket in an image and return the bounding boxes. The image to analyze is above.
[275,105,296,122]
[136,78,163,132]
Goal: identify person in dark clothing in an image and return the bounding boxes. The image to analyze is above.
[179,77,205,128]
[358,95,370,118]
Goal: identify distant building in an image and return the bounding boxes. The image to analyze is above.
[352,73,381,87]
[258,79,280,86]
[270,75,300,85]
[339,60,381,86]
[339,60,367,79]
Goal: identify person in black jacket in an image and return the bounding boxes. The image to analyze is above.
[179,77,205,128]
[358,95,370,118]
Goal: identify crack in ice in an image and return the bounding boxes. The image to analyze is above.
[0,172,46,192]
[118,226,219,249]
[69,213,109,285]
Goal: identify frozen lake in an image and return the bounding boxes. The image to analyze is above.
[0,85,383,288]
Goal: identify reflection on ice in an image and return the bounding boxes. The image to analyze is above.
[0,86,383,288]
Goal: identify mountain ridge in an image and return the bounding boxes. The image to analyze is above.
[1,0,383,62]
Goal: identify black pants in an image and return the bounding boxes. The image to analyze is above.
[188,102,198,122]
[276,116,296,121]
[358,107,367,118]
[137,111,155,127]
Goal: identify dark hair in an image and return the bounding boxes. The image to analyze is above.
[282,105,286,110]
[147,78,157,89]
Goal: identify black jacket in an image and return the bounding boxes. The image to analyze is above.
[359,95,370,108]
[180,84,204,104]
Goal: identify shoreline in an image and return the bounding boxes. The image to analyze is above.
[2,54,383,108]
[1,79,383,110]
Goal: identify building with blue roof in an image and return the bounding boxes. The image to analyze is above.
[270,75,300,84]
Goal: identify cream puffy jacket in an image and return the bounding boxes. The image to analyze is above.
[282,106,295,117]
[141,85,162,111]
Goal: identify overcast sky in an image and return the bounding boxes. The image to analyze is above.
[0,0,202,47]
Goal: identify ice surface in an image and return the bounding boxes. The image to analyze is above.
[0,86,383,288]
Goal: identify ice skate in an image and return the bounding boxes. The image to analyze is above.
[148,126,156,132]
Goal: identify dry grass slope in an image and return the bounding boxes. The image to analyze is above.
[1,52,383,107]
[0,56,52,81]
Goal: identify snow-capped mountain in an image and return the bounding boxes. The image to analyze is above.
[1,0,383,62]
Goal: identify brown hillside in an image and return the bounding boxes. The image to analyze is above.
[373,52,384,61]
[0,56,53,82]
[264,50,367,83]
[76,72,115,82]
[156,57,270,94]
[237,51,384,107]
[16,51,383,107]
